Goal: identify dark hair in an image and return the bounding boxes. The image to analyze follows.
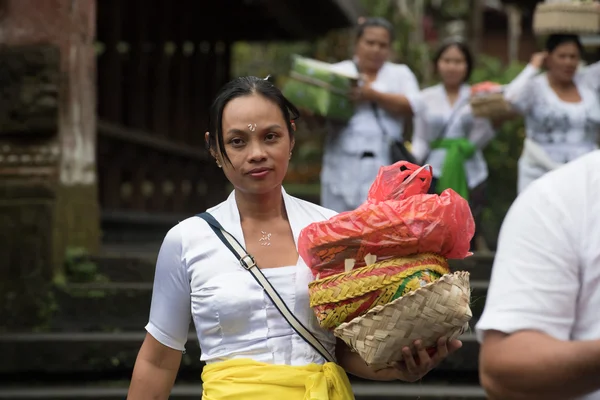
[356,17,395,43]
[206,76,300,165]
[545,34,583,54]
[433,39,474,82]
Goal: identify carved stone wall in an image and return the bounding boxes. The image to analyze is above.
[0,0,99,330]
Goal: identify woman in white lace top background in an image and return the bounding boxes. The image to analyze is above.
[504,34,600,194]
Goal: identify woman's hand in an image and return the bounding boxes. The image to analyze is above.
[530,51,547,69]
[373,337,463,382]
[349,74,377,103]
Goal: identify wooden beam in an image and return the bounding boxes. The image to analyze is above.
[97,120,209,161]
[262,0,312,39]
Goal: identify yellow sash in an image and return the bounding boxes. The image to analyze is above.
[201,358,355,400]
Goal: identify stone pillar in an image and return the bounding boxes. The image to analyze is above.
[0,0,98,329]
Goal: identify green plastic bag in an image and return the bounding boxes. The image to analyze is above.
[282,55,358,122]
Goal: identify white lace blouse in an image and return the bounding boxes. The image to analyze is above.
[504,61,600,192]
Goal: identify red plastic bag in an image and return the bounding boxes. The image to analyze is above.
[298,161,475,278]
[368,162,433,202]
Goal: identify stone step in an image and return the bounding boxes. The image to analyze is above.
[0,331,481,375]
[42,279,488,333]
[47,282,155,332]
[90,253,156,283]
[0,382,486,400]
[0,331,200,375]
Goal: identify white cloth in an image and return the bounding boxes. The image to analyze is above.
[145,187,338,366]
[411,83,495,189]
[475,150,600,400]
[504,62,600,193]
[320,60,424,212]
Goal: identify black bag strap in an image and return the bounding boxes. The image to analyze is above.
[196,212,335,363]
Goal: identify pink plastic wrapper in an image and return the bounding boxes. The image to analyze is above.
[298,162,475,278]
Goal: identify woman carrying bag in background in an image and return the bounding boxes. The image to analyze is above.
[320,17,424,213]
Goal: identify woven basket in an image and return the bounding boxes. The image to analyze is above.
[334,271,472,369]
[470,92,513,119]
[533,2,600,35]
[308,253,450,330]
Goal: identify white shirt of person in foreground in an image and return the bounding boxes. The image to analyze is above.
[475,149,600,400]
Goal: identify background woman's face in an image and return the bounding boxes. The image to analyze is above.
[213,94,294,196]
[355,26,391,72]
[546,42,580,82]
[436,45,468,87]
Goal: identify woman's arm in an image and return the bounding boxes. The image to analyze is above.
[469,117,496,150]
[368,90,415,117]
[576,59,600,92]
[503,52,545,114]
[127,225,192,399]
[336,337,462,382]
[353,65,423,117]
[128,334,183,400]
[481,330,600,400]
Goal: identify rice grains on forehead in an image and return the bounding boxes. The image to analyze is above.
[207,76,300,164]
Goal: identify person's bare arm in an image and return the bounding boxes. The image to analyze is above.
[368,90,414,116]
[127,334,183,399]
[351,65,422,118]
[480,330,600,400]
[336,337,462,382]
[127,224,191,399]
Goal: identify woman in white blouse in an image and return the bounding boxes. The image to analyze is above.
[504,34,600,193]
[412,40,495,251]
[320,17,424,212]
[126,76,461,399]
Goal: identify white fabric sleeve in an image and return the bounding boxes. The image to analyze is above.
[503,64,540,114]
[397,65,425,116]
[145,224,192,351]
[475,177,580,343]
[469,116,496,149]
[576,60,600,92]
[410,109,430,162]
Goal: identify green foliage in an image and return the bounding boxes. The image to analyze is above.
[64,247,108,283]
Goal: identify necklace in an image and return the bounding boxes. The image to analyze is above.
[259,231,272,246]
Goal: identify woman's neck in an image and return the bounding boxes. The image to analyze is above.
[356,58,379,76]
[547,73,575,90]
[444,83,461,96]
[444,83,461,105]
[235,186,286,223]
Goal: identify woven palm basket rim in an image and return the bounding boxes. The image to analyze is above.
[471,94,511,117]
[308,253,448,305]
[333,271,471,365]
[470,92,506,104]
[533,2,600,34]
[334,270,470,331]
[536,2,600,12]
